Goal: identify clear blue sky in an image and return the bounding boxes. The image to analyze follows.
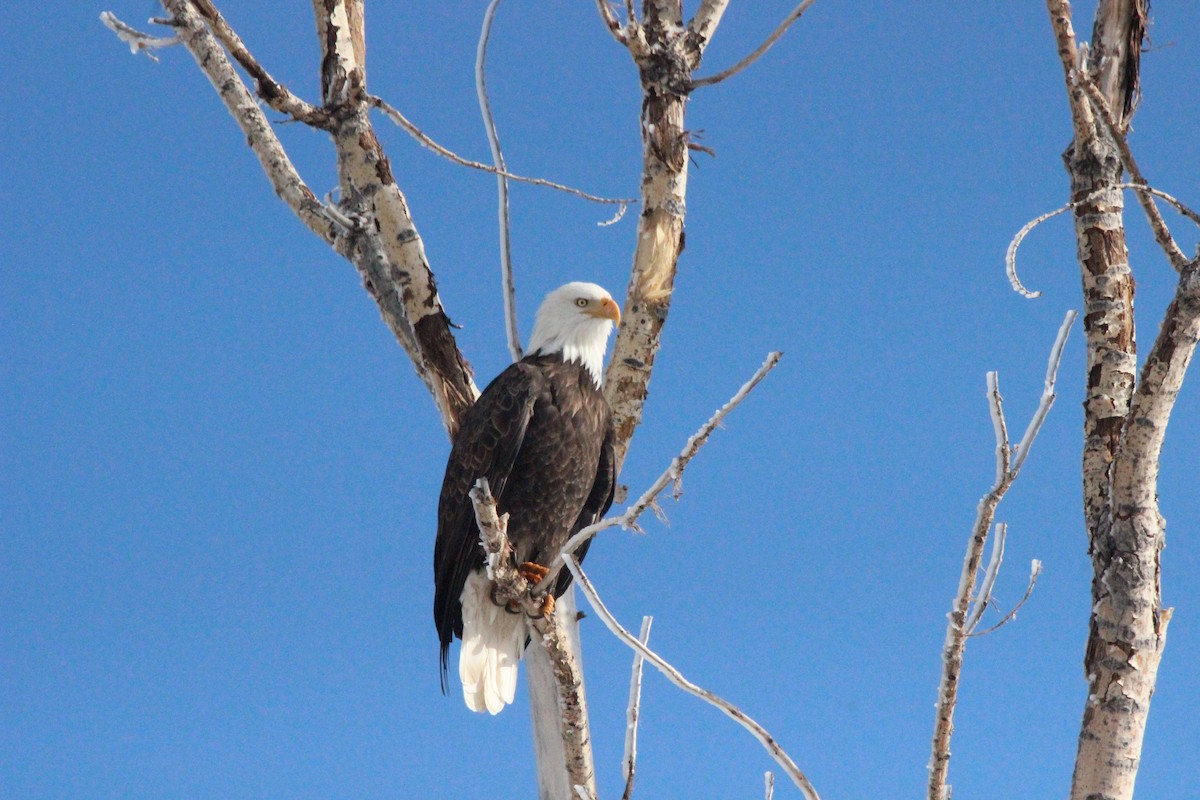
[5,3,1199,798]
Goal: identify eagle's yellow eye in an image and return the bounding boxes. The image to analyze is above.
[575,298,589,308]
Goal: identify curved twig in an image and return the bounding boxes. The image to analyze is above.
[969,560,1043,637]
[1007,186,1198,299]
[100,12,178,60]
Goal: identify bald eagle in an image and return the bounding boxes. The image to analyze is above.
[434,282,620,714]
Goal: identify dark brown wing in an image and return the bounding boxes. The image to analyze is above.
[434,362,540,686]
[553,412,616,598]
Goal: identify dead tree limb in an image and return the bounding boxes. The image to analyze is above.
[927,310,1075,800]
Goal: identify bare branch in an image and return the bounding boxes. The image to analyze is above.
[1046,0,1098,153]
[928,310,1075,800]
[1006,204,1070,298]
[987,372,1011,486]
[476,0,522,362]
[964,523,1007,635]
[188,0,328,126]
[621,616,653,800]
[1076,73,1190,271]
[562,352,783,563]
[468,480,596,797]
[369,96,636,208]
[100,12,178,60]
[687,1,731,48]
[1011,310,1077,474]
[313,0,479,437]
[564,555,821,800]
[594,0,630,45]
[970,560,1044,637]
[690,0,818,89]
[765,772,775,800]
[143,1,335,244]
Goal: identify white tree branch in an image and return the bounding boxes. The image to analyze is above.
[1011,310,1076,474]
[594,0,630,45]
[687,0,731,47]
[564,555,820,800]
[927,309,1075,800]
[963,522,1006,635]
[468,479,596,798]
[969,560,1044,637]
[621,616,652,800]
[476,0,522,362]
[99,12,178,60]
[561,351,783,564]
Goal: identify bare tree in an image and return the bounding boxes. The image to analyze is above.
[1043,2,1200,798]
[103,2,1199,798]
[104,1,817,797]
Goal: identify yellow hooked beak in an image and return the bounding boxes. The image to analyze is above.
[588,297,621,324]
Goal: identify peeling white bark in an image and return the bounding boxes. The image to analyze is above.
[1045,3,1192,798]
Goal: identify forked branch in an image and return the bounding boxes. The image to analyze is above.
[927,310,1075,800]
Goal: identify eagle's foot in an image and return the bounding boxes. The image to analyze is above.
[517,561,551,584]
[528,592,555,620]
[490,584,523,614]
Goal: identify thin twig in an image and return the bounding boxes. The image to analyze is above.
[564,555,821,800]
[621,617,653,800]
[765,772,776,800]
[99,12,178,60]
[559,352,783,565]
[1011,310,1076,474]
[1075,73,1189,271]
[690,0,818,88]
[970,560,1043,637]
[370,96,636,208]
[476,0,522,362]
[927,310,1074,800]
[964,523,1007,634]
[987,372,1011,485]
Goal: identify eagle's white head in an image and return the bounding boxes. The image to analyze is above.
[527,281,621,386]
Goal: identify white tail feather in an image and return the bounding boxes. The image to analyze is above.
[459,570,525,714]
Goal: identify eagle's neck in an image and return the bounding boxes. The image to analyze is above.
[527,327,609,387]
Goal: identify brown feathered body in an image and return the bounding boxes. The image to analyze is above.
[434,353,615,692]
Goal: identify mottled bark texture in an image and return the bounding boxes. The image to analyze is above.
[312,0,477,436]
[602,0,721,470]
[1045,3,1195,799]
